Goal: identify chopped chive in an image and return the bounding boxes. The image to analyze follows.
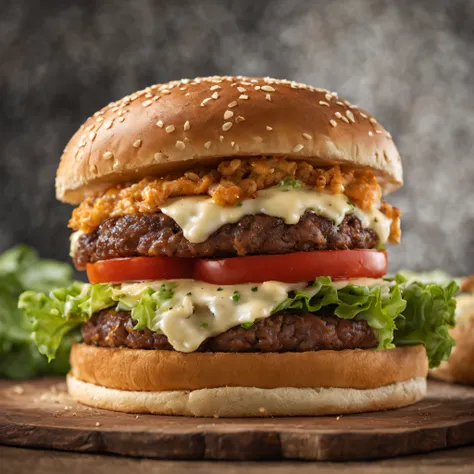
[232,291,240,302]
[251,287,258,292]
[241,322,254,329]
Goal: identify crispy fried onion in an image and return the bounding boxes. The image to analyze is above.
[69,157,400,243]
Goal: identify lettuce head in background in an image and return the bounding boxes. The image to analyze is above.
[0,245,79,379]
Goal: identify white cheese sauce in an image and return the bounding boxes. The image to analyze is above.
[69,230,84,257]
[114,279,304,352]
[160,187,392,244]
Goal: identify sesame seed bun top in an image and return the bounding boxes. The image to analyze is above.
[56,75,403,204]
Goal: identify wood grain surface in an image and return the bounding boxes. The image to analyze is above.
[1,377,474,462]
[3,445,474,474]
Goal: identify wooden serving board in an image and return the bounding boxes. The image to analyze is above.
[1,378,474,461]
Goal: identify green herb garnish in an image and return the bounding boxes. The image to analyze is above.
[251,287,258,292]
[279,178,302,189]
[241,322,254,329]
[232,291,241,302]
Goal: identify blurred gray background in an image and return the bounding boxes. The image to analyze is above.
[1,0,473,275]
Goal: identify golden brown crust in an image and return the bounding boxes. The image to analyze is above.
[56,76,403,204]
[70,344,428,392]
[431,319,474,386]
[67,374,427,417]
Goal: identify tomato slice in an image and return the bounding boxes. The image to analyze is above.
[86,250,387,284]
[86,256,194,284]
[193,250,388,285]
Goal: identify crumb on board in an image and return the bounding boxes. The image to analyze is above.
[95,422,101,427]
[11,385,25,395]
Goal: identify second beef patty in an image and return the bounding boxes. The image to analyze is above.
[82,310,378,352]
[74,211,378,268]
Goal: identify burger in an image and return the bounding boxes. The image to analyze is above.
[431,276,474,385]
[19,76,458,417]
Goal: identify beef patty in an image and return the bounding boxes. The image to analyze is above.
[74,211,378,268]
[82,310,378,352]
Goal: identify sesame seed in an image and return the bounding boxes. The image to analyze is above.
[86,124,95,131]
[375,130,382,134]
[103,151,114,159]
[254,86,261,90]
[237,86,246,93]
[219,135,224,142]
[145,92,153,98]
[96,117,104,122]
[293,144,304,152]
[369,117,377,124]
[336,101,345,106]
[224,110,234,120]
[113,161,120,170]
[386,131,392,138]
[341,116,350,124]
[210,85,221,91]
[89,132,96,141]
[161,89,171,95]
[142,100,153,107]
[368,131,373,136]
[176,140,186,150]
[184,120,190,131]
[241,81,251,86]
[344,100,351,106]
[204,141,212,149]
[105,120,114,130]
[302,133,313,140]
[266,126,273,131]
[360,113,368,118]
[234,144,240,151]
[349,104,359,109]
[265,94,271,101]
[228,101,238,108]
[235,116,245,123]
[154,153,163,160]
[325,93,332,101]
[95,422,101,427]
[231,141,235,147]
[133,139,142,148]
[254,136,263,143]
[330,119,338,127]
[319,101,330,107]
[335,112,342,119]
[118,117,125,122]
[78,141,87,148]
[211,92,219,99]
[261,85,275,92]
[345,110,356,123]
[156,120,164,128]
[239,94,249,100]
[165,125,175,133]
[200,98,212,107]
[91,164,98,174]
[222,122,233,131]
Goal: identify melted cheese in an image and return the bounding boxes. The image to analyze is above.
[69,231,84,257]
[161,187,392,244]
[114,280,303,352]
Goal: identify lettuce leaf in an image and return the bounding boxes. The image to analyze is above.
[0,245,77,379]
[18,275,458,369]
[393,275,458,368]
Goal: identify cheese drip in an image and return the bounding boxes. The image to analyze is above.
[161,187,392,244]
[115,280,302,352]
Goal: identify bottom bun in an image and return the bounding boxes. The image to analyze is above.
[67,374,427,417]
[430,319,474,385]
